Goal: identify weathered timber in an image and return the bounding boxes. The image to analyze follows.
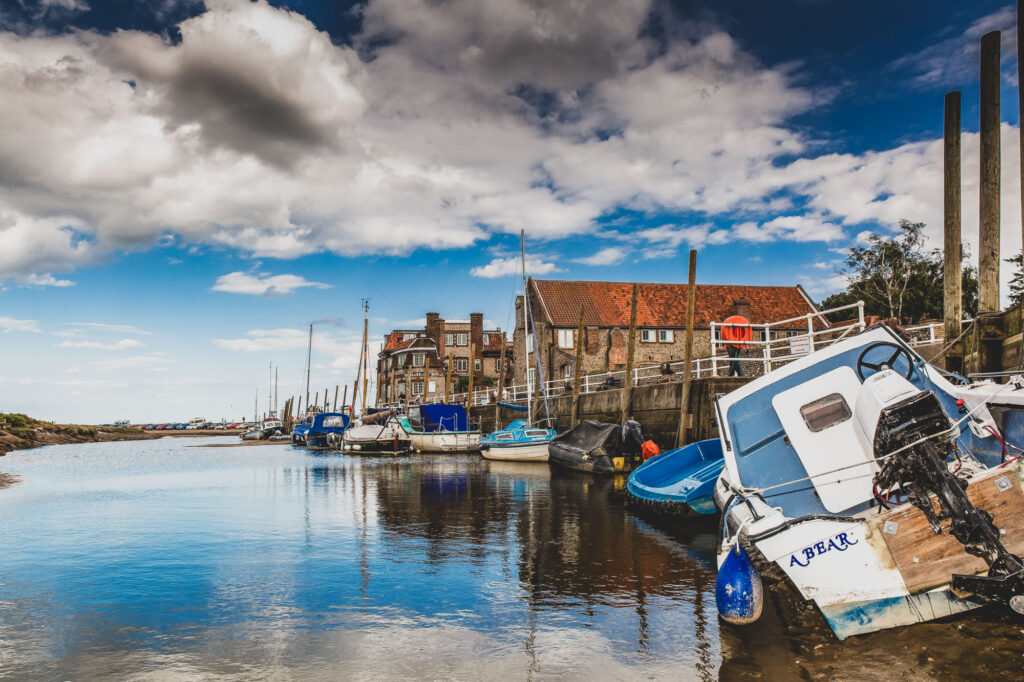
[944,91,963,372]
[979,30,1001,313]
[621,283,639,423]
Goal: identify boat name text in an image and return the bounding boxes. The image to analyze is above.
[787,532,858,568]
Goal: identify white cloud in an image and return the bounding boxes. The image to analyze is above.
[55,338,144,350]
[572,246,627,266]
[213,328,310,352]
[0,316,42,333]
[470,255,560,278]
[71,321,154,335]
[730,215,845,243]
[17,273,75,287]
[211,271,332,296]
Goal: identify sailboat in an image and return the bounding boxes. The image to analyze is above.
[480,230,556,462]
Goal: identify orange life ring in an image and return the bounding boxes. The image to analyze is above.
[722,315,752,349]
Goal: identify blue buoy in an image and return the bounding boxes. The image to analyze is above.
[716,545,763,625]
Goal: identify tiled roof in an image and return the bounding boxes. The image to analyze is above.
[531,279,823,328]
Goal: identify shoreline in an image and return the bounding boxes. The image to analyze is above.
[0,471,19,490]
[1,427,159,458]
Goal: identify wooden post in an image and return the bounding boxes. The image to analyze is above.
[423,354,431,403]
[444,352,453,403]
[341,385,348,412]
[944,91,963,371]
[571,303,585,428]
[1019,0,1024,320]
[466,342,476,409]
[676,250,698,447]
[388,371,395,407]
[314,391,319,411]
[494,332,507,428]
[333,385,338,411]
[621,283,639,423]
[296,396,302,419]
[979,30,1001,312]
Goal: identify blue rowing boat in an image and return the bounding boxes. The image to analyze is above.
[625,438,724,515]
[480,419,556,462]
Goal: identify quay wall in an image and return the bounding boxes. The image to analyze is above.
[470,376,749,451]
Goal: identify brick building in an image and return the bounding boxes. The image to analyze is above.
[513,279,825,389]
[376,312,513,404]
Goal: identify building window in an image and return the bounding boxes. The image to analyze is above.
[641,329,655,343]
[412,381,424,396]
[659,329,674,343]
[457,333,468,346]
[561,363,571,379]
[397,382,406,396]
[483,333,490,346]
[412,353,425,367]
[456,357,468,372]
[526,333,534,354]
[557,329,574,349]
[527,367,536,394]
[402,332,416,342]
[445,333,454,346]
[474,358,481,372]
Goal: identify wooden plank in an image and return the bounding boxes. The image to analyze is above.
[868,462,1024,594]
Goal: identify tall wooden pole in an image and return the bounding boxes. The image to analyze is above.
[341,385,348,412]
[1019,1,1024,318]
[444,352,453,403]
[944,91,963,371]
[466,342,476,409]
[676,250,698,447]
[571,303,585,428]
[621,283,639,423]
[333,385,339,411]
[314,391,319,411]
[423,354,431,403]
[979,30,1001,312]
[388,371,395,407]
[494,334,507,428]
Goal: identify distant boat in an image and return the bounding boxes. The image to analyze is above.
[626,439,724,515]
[343,409,411,454]
[304,412,350,451]
[480,419,556,462]
[548,420,644,475]
[401,404,480,453]
[240,417,284,441]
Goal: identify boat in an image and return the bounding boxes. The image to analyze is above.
[547,420,645,475]
[304,412,350,451]
[480,419,556,462]
[626,438,724,516]
[712,324,1024,639]
[240,427,264,441]
[290,407,321,446]
[343,410,412,454]
[401,404,481,453]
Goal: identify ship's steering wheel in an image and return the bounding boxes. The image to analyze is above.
[856,342,915,381]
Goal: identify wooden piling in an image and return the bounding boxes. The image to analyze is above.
[571,303,585,428]
[333,386,338,411]
[494,333,507,427]
[342,385,348,412]
[979,30,1001,312]
[423,354,431,403]
[1019,0,1024,319]
[676,250,698,447]
[466,342,476,409]
[444,352,453,403]
[314,391,319,411]
[944,91,964,371]
[621,284,639,423]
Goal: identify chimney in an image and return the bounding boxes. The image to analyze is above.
[733,299,752,321]
[425,312,443,358]
[470,312,484,373]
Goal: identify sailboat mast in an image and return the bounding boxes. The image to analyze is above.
[361,299,370,414]
[274,366,278,417]
[522,229,532,427]
[305,323,312,410]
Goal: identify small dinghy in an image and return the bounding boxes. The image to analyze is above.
[343,410,411,454]
[304,412,350,451]
[548,420,644,475]
[626,438,724,516]
[480,419,556,462]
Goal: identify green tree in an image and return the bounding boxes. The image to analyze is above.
[1006,251,1024,309]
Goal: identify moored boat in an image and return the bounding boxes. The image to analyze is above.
[626,438,723,516]
[548,420,644,475]
[401,404,480,453]
[343,410,411,454]
[304,412,350,451]
[713,324,1024,639]
[480,419,556,462]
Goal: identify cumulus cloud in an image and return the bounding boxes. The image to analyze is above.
[470,255,560,278]
[213,328,309,352]
[0,316,42,333]
[17,273,75,287]
[211,271,332,296]
[55,338,145,350]
[70,321,154,335]
[572,246,627,266]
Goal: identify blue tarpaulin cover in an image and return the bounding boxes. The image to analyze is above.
[418,404,469,432]
[496,402,528,412]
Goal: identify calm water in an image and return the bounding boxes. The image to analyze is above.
[1,437,1022,681]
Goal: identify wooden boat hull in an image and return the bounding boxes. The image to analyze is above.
[407,431,480,453]
[480,441,549,462]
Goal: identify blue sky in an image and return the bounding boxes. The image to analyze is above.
[0,0,1021,423]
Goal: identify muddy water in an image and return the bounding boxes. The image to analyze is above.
[0,437,1021,680]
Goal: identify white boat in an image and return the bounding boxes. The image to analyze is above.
[401,405,480,453]
[480,419,555,462]
[343,410,412,454]
[713,325,1024,639]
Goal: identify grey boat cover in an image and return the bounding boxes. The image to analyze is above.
[549,420,642,457]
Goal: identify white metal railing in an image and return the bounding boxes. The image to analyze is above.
[397,304,965,409]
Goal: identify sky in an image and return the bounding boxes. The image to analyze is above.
[0,0,1022,423]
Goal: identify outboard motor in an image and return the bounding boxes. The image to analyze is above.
[872,390,1024,614]
[622,420,645,467]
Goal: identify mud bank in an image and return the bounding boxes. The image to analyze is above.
[0,413,158,457]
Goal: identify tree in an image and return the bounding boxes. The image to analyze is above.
[819,219,978,324]
[1007,251,1024,309]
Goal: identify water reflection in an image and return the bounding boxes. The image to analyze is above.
[0,439,1021,680]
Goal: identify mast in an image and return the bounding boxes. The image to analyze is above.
[274,366,278,418]
[304,323,313,412]
[361,299,370,414]
[522,229,532,427]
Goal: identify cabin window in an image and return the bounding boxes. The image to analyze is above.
[412,381,424,395]
[457,333,468,346]
[323,416,344,428]
[526,430,549,438]
[641,329,655,343]
[799,393,852,433]
[526,333,534,354]
[659,329,674,343]
[456,357,468,372]
[445,333,454,346]
[412,353,425,367]
[495,433,513,441]
[557,329,574,349]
